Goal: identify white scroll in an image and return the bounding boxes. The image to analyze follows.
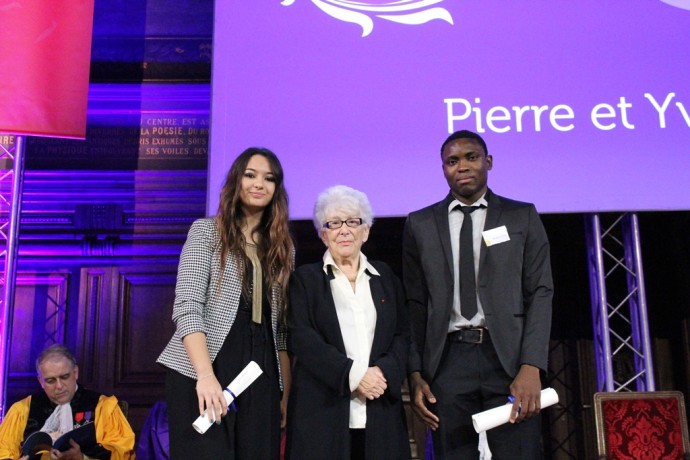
[471,387,559,433]
[192,361,263,434]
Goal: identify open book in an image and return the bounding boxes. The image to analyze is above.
[21,422,96,458]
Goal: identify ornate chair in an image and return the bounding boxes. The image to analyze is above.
[593,391,690,459]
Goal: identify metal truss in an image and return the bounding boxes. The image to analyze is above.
[0,135,25,419]
[585,213,655,392]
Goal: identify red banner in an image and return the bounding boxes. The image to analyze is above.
[0,0,95,139]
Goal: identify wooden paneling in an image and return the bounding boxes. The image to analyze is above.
[112,266,178,433]
[77,267,108,386]
[114,268,177,386]
[6,273,71,401]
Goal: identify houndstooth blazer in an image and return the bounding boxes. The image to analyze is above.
[157,218,287,387]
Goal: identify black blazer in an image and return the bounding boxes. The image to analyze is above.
[286,259,411,460]
[403,189,554,381]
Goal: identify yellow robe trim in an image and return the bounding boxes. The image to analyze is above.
[0,395,31,460]
[94,395,136,460]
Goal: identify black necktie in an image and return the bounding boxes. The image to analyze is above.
[460,206,481,320]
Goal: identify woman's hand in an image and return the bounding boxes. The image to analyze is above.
[279,350,291,429]
[182,332,226,421]
[355,366,387,400]
[195,373,227,422]
[280,392,289,429]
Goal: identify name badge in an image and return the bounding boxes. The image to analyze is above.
[482,225,510,246]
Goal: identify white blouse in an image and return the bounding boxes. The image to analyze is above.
[322,250,379,428]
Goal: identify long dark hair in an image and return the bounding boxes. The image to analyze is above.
[215,147,294,310]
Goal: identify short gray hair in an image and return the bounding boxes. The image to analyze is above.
[313,185,374,234]
[36,344,78,374]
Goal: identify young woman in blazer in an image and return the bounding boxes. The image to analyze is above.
[158,147,294,459]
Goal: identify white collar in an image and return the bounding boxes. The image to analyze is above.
[322,250,380,278]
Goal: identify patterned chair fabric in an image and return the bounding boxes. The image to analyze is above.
[594,391,690,460]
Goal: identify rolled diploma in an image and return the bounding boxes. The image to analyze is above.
[472,387,559,433]
[192,361,263,434]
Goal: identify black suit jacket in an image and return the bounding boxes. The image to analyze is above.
[403,189,553,381]
[286,259,411,460]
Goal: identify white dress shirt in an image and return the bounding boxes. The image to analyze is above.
[448,194,488,330]
[323,250,379,428]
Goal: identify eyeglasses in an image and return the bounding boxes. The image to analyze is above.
[322,218,363,230]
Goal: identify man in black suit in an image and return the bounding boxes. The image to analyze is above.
[403,130,553,459]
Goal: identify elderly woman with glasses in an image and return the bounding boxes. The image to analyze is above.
[285,185,411,460]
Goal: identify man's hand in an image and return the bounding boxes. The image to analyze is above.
[51,438,83,459]
[409,372,440,430]
[508,364,542,423]
[356,366,387,400]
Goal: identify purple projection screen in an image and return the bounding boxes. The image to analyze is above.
[208,1,690,218]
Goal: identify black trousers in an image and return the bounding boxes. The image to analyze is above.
[430,332,542,460]
[165,308,281,460]
[350,429,365,460]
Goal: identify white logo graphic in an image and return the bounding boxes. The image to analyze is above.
[281,0,454,37]
[660,0,690,10]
